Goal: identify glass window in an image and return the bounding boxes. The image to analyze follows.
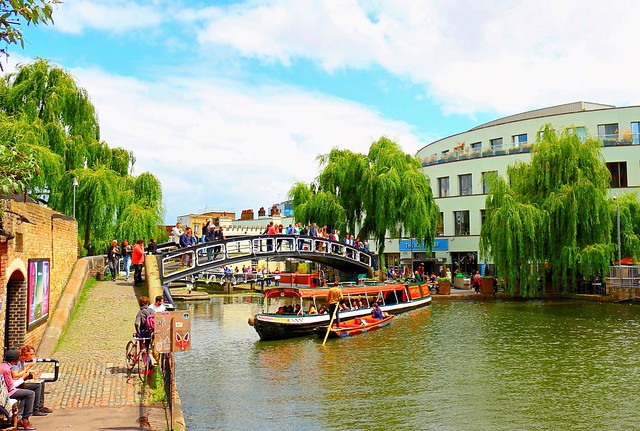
[470,142,482,150]
[537,128,556,141]
[480,209,486,228]
[482,171,497,194]
[441,150,449,160]
[607,162,628,188]
[454,211,470,236]
[438,177,449,198]
[598,123,619,144]
[459,174,472,196]
[512,134,527,145]
[631,122,640,144]
[436,212,444,236]
[566,126,587,141]
[490,138,503,149]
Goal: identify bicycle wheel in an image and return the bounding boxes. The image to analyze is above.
[125,340,137,372]
[137,348,150,381]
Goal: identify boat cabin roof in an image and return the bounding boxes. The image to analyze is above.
[263,283,407,299]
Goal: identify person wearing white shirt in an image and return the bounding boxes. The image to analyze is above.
[149,295,166,312]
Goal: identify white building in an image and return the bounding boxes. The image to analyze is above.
[381,102,640,274]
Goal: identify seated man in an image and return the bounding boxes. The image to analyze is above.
[11,346,52,416]
[371,303,384,320]
[1,350,36,430]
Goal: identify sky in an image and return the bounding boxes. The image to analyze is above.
[6,0,640,224]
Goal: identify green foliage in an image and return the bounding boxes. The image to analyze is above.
[289,136,439,274]
[0,1,60,66]
[0,60,166,254]
[480,125,616,296]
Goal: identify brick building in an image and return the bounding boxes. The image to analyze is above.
[0,196,77,350]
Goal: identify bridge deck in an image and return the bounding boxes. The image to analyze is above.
[157,234,373,284]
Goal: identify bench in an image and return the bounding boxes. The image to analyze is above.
[0,377,18,431]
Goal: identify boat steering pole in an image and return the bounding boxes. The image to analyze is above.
[322,303,339,347]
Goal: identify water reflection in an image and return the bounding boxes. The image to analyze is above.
[175,298,640,431]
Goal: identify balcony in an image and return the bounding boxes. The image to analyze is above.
[422,143,534,167]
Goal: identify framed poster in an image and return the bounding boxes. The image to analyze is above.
[27,259,50,329]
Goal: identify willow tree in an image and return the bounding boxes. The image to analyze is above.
[1,59,166,254]
[613,193,640,261]
[480,126,614,296]
[289,136,439,276]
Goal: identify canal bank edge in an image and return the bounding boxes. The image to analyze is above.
[146,254,188,431]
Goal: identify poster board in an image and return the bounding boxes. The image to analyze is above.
[154,311,191,353]
[27,259,50,329]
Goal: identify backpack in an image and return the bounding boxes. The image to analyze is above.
[145,313,155,332]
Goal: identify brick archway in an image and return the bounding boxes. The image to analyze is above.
[4,269,27,350]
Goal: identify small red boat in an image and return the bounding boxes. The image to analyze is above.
[315,315,394,338]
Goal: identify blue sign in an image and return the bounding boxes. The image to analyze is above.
[399,239,448,252]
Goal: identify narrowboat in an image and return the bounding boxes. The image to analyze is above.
[248,281,431,341]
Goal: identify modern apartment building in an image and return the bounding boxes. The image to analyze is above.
[410,101,640,271]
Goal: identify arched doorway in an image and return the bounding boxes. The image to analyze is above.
[4,269,27,350]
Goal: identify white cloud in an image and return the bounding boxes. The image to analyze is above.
[195,0,640,115]
[51,0,163,34]
[69,66,422,223]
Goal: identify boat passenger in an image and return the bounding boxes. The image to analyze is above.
[294,304,302,315]
[285,304,294,314]
[351,299,359,310]
[371,303,383,320]
[308,303,317,314]
[317,305,327,314]
[277,306,285,315]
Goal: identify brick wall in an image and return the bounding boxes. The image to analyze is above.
[0,197,78,349]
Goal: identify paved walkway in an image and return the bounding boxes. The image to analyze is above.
[32,277,168,430]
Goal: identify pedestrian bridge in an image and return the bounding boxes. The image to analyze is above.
[156,234,374,284]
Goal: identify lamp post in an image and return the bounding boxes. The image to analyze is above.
[72,177,78,219]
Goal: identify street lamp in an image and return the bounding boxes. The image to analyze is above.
[72,177,78,219]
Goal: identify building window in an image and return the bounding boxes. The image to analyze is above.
[512,134,527,145]
[436,212,444,236]
[454,211,470,236]
[566,126,587,141]
[598,123,619,145]
[441,150,449,160]
[471,142,482,150]
[631,122,640,144]
[459,174,472,196]
[537,127,556,141]
[607,162,628,188]
[438,177,449,198]
[480,209,486,228]
[482,171,497,194]
[490,138,503,150]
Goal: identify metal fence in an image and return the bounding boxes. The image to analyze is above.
[607,265,640,288]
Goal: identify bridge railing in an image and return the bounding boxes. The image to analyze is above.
[158,234,373,282]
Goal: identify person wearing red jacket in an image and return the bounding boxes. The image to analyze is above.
[132,239,145,285]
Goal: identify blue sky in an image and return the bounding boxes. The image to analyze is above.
[7,0,640,224]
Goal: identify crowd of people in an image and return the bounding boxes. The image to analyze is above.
[1,345,53,430]
[105,238,148,284]
[169,220,371,254]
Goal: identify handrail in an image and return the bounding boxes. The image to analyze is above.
[158,234,373,284]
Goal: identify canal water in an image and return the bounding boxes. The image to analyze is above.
[175,297,640,430]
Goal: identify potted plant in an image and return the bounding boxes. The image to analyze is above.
[437,276,451,295]
[480,276,495,294]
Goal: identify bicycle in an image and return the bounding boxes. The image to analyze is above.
[125,333,153,381]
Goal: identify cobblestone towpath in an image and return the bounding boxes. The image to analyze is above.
[33,278,168,430]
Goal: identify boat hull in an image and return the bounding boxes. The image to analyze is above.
[314,315,394,338]
[252,285,431,341]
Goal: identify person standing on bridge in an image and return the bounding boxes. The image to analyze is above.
[171,222,183,245]
[179,227,193,266]
[327,281,344,328]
